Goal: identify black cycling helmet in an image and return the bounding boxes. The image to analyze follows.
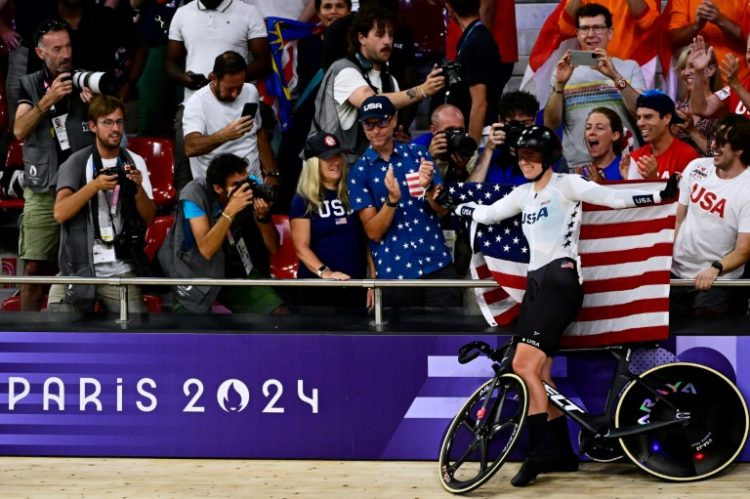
[516,125,563,170]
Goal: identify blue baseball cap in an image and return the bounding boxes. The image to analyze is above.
[359,95,396,122]
[636,89,685,124]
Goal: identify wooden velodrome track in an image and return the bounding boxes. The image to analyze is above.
[0,458,747,498]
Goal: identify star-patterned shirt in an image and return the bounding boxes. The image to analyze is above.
[349,143,452,279]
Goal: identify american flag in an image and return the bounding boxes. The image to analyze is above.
[451,181,677,348]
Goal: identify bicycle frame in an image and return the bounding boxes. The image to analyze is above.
[542,344,691,440]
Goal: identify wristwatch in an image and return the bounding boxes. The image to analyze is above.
[614,78,628,90]
[710,260,724,274]
[317,265,329,277]
[263,169,281,179]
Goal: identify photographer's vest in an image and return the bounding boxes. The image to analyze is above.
[309,57,394,163]
[19,70,93,192]
[158,178,272,313]
[57,146,141,308]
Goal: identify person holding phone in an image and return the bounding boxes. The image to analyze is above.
[182,51,280,191]
[543,3,646,172]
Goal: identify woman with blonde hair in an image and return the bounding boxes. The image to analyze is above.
[673,46,722,156]
[289,132,374,312]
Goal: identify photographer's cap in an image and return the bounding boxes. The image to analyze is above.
[636,89,685,125]
[304,132,349,160]
[359,95,396,122]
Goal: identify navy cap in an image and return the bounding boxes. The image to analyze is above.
[359,95,396,122]
[304,132,349,160]
[636,89,685,125]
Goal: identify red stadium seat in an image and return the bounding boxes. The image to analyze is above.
[144,214,174,262]
[0,295,21,311]
[127,137,176,208]
[269,214,298,279]
[0,139,24,211]
[143,294,163,313]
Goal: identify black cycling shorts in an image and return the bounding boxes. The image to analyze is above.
[517,257,584,356]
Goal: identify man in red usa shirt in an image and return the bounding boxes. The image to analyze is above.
[671,115,750,317]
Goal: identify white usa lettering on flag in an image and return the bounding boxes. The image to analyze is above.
[454,182,676,348]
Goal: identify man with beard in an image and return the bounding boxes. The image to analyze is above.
[13,19,94,311]
[166,0,271,191]
[49,95,155,313]
[671,115,750,317]
[310,5,445,162]
[182,51,280,183]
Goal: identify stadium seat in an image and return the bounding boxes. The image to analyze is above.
[127,137,176,208]
[270,214,298,279]
[0,139,24,211]
[143,294,163,313]
[144,214,174,262]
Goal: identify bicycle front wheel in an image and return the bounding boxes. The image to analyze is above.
[615,362,749,481]
[438,373,528,494]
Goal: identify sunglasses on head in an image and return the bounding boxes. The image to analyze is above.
[34,19,69,46]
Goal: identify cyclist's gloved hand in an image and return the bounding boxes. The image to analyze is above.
[455,202,478,220]
[659,173,680,201]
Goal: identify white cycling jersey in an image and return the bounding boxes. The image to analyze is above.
[467,174,662,271]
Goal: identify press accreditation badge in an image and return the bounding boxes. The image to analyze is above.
[99,226,115,242]
[227,231,254,276]
[52,113,71,151]
[92,242,117,264]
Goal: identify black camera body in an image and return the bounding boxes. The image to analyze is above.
[443,127,478,158]
[440,61,463,87]
[231,175,279,203]
[499,120,528,150]
[94,164,136,185]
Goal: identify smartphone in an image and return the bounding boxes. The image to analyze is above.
[569,50,599,66]
[241,102,259,118]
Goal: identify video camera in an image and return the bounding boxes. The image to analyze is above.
[231,175,279,203]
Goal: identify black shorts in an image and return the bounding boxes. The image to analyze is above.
[517,258,584,356]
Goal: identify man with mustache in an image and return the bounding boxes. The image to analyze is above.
[50,95,156,313]
[310,5,445,162]
[13,19,94,311]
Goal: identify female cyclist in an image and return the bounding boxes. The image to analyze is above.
[456,126,677,486]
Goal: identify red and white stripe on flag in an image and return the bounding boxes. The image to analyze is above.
[406,172,425,198]
[472,182,676,348]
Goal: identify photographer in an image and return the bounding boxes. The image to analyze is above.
[468,90,539,184]
[440,0,503,143]
[49,95,155,313]
[425,104,478,184]
[158,153,287,315]
[13,18,95,311]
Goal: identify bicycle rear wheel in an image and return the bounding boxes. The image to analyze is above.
[438,373,528,494]
[615,362,749,481]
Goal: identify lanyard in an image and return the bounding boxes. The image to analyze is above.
[457,20,482,59]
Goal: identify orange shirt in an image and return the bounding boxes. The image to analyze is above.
[667,0,750,82]
[558,0,660,63]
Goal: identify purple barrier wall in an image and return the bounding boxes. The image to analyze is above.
[0,332,747,461]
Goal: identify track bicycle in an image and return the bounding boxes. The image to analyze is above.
[438,338,749,494]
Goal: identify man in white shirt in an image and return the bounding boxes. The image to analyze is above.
[543,3,645,171]
[310,5,445,161]
[672,115,750,317]
[166,0,271,190]
[183,51,280,185]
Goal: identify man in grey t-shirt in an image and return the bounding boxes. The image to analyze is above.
[543,3,646,171]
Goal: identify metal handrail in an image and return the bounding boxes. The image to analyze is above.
[0,276,742,325]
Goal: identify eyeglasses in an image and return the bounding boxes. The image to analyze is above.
[34,19,69,46]
[577,24,608,35]
[362,118,391,131]
[97,119,125,128]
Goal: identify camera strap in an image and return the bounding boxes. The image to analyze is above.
[456,20,482,60]
[90,147,134,244]
[350,55,394,94]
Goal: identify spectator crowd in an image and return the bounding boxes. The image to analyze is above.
[1,0,750,319]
